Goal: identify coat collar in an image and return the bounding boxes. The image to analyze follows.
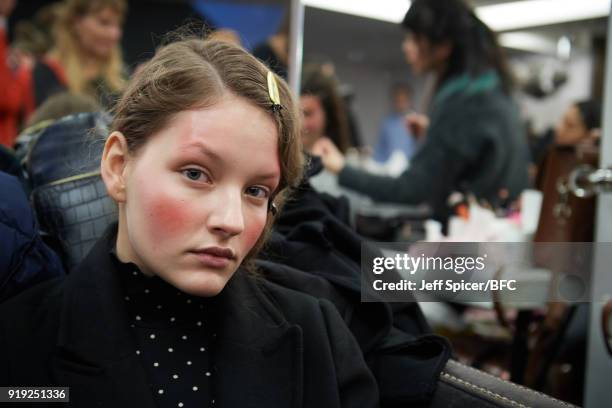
[52,225,304,408]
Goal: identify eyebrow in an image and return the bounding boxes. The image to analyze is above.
[180,141,224,164]
[180,141,280,182]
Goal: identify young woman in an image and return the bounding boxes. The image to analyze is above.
[313,0,529,224]
[300,64,352,154]
[0,38,379,408]
[27,0,126,109]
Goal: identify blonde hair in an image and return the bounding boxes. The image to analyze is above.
[112,38,304,269]
[52,0,127,95]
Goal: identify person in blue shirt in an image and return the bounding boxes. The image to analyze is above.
[373,83,419,163]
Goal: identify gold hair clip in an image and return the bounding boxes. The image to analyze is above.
[267,71,282,113]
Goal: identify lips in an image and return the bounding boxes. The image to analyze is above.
[189,247,236,269]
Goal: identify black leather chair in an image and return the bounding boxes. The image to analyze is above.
[429,359,577,407]
[26,112,118,271]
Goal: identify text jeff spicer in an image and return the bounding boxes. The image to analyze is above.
[372,279,517,292]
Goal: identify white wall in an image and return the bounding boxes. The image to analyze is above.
[333,63,430,148]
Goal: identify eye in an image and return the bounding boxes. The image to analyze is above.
[182,168,210,183]
[245,185,270,199]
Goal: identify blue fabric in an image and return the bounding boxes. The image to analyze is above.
[0,171,64,303]
[192,1,284,50]
[373,114,418,163]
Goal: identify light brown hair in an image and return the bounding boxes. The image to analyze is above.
[111,38,304,269]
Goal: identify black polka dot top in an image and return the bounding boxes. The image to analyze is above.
[113,252,217,408]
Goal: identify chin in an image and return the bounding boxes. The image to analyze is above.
[94,49,114,60]
[169,270,233,298]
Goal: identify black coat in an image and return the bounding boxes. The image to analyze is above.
[0,228,379,408]
[0,171,64,303]
[260,161,451,407]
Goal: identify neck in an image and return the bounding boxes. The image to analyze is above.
[116,209,154,276]
[80,52,105,80]
[48,48,105,82]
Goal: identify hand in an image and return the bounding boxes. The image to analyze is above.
[0,0,16,18]
[406,112,430,139]
[311,137,345,174]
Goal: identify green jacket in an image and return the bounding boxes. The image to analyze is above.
[339,71,529,223]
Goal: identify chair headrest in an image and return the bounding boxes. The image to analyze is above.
[27,112,111,188]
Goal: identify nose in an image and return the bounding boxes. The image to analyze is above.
[207,189,245,239]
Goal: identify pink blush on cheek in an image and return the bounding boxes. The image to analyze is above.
[242,218,267,252]
[145,193,192,239]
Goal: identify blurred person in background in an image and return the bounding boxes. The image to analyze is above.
[299,63,374,215]
[0,0,28,147]
[207,28,242,46]
[526,100,602,404]
[1,0,126,147]
[253,13,289,79]
[300,63,352,154]
[26,0,127,110]
[313,0,529,225]
[372,83,419,163]
[12,3,59,63]
[12,91,102,160]
[554,100,601,148]
[25,91,102,129]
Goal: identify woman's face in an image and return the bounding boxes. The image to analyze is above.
[555,104,589,146]
[300,94,326,151]
[74,6,123,60]
[402,33,449,75]
[108,95,280,297]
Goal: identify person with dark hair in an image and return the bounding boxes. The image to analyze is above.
[300,63,352,154]
[314,0,529,224]
[532,99,602,190]
[555,100,601,146]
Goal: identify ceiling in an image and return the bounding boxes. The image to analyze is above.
[302,2,609,73]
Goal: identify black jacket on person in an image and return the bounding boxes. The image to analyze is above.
[30,60,119,109]
[338,71,529,224]
[0,226,379,408]
[0,171,64,303]
[260,158,451,407]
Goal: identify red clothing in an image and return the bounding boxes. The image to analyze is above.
[0,28,34,148]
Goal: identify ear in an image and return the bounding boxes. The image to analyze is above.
[101,131,130,203]
[589,128,602,141]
